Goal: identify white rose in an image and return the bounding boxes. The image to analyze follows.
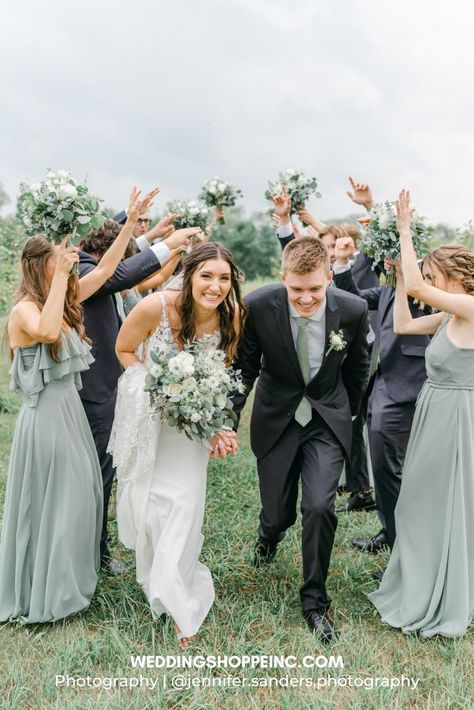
[30,182,42,194]
[57,169,70,179]
[378,213,392,230]
[190,207,199,216]
[216,394,227,409]
[58,183,77,200]
[286,168,296,176]
[218,183,227,192]
[188,201,197,208]
[151,363,163,377]
[182,377,197,391]
[47,171,56,179]
[190,412,201,423]
[201,207,208,215]
[164,383,182,397]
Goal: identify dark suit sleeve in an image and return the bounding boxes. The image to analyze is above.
[334,268,382,310]
[79,249,163,298]
[341,303,370,416]
[278,233,295,251]
[231,301,263,429]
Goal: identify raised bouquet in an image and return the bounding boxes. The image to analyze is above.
[198,177,243,223]
[166,199,210,233]
[359,201,432,287]
[17,169,105,274]
[145,338,245,448]
[265,168,321,214]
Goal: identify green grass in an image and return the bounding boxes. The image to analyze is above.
[0,309,473,710]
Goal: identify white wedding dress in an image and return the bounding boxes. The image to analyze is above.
[108,293,216,639]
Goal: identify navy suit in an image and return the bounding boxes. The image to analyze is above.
[79,248,164,562]
[334,268,430,547]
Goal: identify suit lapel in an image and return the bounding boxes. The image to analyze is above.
[272,288,305,384]
[308,288,340,385]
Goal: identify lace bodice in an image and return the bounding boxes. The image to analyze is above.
[142,292,221,367]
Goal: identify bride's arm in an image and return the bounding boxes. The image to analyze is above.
[116,293,163,368]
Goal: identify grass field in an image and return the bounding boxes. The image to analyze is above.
[0,306,472,710]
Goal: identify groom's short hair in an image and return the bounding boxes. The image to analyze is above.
[282,236,330,275]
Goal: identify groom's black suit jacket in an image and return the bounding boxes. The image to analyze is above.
[233,283,369,460]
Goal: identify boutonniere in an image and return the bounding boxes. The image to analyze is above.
[325,329,346,356]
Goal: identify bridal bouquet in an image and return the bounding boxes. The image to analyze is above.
[359,201,431,287]
[166,199,210,232]
[265,168,321,214]
[198,177,243,223]
[145,338,245,447]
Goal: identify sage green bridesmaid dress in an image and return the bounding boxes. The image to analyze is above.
[369,317,474,638]
[0,329,103,623]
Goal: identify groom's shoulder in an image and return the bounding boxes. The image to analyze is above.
[244,282,285,307]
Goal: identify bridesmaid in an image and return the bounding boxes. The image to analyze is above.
[0,187,155,623]
[369,190,474,638]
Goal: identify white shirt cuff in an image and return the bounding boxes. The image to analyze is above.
[278,222,294,239]
[151,242,171,266]
[135,235,149,252]
[332,263,351,274]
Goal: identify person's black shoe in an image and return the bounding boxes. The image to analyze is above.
[253,537,278,567]
[352,529,388,554]
[101,557,127,575]
[336,490,377,513]
[304,609,337,643]
[372,567,385,581]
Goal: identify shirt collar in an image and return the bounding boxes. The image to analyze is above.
[288,297,327,322]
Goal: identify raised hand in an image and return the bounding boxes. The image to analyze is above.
[146,213,177,242]
[395,189,415,235]
[163,227,201,251]
[56,235,79,276]
[306,225,320,238]
[126,186,143,224]
[271,213,281,230]
[297,207,316,226]
[214,206,224,223]
[271,186,292,218]
[139,187,160,215]
[346,177,374,212]
[292,222,303,240]
[334,236,356,265]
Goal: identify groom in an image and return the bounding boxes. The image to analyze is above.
[233,236,369,641]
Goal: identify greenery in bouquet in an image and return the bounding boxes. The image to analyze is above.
[198,177,243,223]
[166,199,210,233]
[145,338,245,448]
[359,201,432,287]
[265,168,321,215]
[17,169,105,243]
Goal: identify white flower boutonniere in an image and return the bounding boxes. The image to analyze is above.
[325,330,346,356]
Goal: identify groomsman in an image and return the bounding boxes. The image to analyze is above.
[233,236,369,641]
[79,221,197,572]
[333,245,430,566]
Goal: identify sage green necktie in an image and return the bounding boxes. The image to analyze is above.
[295,317,313,426]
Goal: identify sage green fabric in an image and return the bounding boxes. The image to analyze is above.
[369,317,474,638]
[294,317,312,427]
[0,330,103,623]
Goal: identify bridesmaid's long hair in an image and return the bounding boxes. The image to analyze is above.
[423,244,474,295]
[7,236,87,361]
[176,242,247,362]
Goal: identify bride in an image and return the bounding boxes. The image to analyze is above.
[108,242,246,647]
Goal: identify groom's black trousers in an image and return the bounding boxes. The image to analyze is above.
[257,411,345,613]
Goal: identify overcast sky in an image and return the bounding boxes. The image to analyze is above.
[2,0,474,226]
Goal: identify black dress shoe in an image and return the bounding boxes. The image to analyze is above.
[336,490,377,513]
[372,567,385,581]
[253,537,278,567]
[304,609,337,643]
[352,529,388,554]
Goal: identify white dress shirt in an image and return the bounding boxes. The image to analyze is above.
[135,235,171,266]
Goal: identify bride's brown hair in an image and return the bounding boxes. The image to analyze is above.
[176,242,247,362]
[423,243,474,295]
[7,236,88,361]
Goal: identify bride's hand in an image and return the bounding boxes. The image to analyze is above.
[217,429,238,455]
[208,436,227,459]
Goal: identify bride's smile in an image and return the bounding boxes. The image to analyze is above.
[192,258,232,312]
